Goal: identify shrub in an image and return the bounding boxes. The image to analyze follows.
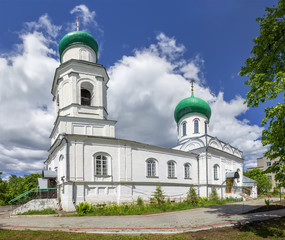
[137,196,143,206]
[209,187,219,201]
[186,186,199,206]
[76,202,94,216]
[265,199,270,208]
[273,187,280,196]
[152,184,165,208]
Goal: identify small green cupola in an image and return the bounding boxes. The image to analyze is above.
[174,80,211,125]
[58,31,99,62]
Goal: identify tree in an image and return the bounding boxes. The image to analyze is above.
[0,173,41,205]
[186,185,199,206]
[209,187,219,201]
[244,169,272,193]
[152,184,165,207]
[239,0,285,188]
[0,172,9,206]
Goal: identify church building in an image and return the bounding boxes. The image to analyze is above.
[43,30,257,212]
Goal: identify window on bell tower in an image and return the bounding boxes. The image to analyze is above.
[182,122,187,136]
[194,119,199,133]
[81,89,91,106]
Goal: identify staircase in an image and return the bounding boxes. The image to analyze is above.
[240,193,252,201]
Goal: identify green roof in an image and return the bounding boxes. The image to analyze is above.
[174,95,211,123]
[58,31,98,61]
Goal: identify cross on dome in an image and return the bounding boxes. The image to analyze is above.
[76,17,79,31]
[190,79,195,96]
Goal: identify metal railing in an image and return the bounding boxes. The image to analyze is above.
[8,188,58,204]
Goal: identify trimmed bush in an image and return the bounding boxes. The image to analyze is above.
[137,196,143,206]
[209,187,219,201]
[186,186,199,206]
[152,184,165,208]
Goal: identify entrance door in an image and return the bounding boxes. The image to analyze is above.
[226,178,233,193]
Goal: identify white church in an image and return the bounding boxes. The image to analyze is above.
[42,30,257,211]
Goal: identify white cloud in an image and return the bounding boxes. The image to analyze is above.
[25,14,61,40]
[0,15,59,175]
[69,4,102,34]
[108,33,266,169]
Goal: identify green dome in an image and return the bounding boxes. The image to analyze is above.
[58,31,98,61]
[174,95,211,123]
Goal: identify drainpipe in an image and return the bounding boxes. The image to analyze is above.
[62,135,70,182]
[197,155,200,197]
[205,122,209,198]
[62,135,75,205]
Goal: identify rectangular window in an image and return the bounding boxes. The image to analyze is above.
[267,162,271,166]
[95,155,108,176]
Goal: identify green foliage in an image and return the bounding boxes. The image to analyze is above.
[136,196,143,206]
[239,0,285,187]
[17,208,57,215]
[73,197,242,216]
[186,186,199,206]
[209,187,219,201]
[152,184,165,208]
[273,187,280,195]
[244,169,272,193]
[265,199,270,208]
[76,202,95,216]
[0,172,9,206]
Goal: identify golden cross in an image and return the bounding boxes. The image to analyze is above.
[76,17,79,31]
[191,79,195,96]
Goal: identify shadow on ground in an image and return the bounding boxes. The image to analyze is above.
[234,217,285,239]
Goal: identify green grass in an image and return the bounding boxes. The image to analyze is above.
[17,208,58,215]
[1,217,285,239]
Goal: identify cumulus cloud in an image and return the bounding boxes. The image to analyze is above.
[25,14,61,40]
[69,4,102,34]
[108,33,266,169]
[0,15,59,174]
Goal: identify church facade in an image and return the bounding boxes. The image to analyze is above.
[43,30,257,212]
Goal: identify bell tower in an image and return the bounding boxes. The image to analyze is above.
[50,29,116,144]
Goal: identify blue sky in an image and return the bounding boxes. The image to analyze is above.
[0,0,279,178]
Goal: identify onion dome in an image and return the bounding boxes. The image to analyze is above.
[58,31,98,61]
[174,94,211,123]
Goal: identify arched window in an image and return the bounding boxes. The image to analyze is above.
[194,119,199,133]
[81,89,91,106]
[168,161,176,178]
[79,48,88,61]
[95,155,108,175]
[146,159,156,177]
[182,122,187,136]
[204,121,207,134]
[214,164,220,180]
[184,163,191,179]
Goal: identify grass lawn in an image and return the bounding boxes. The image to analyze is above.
[1,217,285,239]
[17,208,58,215]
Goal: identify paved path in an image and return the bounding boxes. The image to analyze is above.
[0,199,284,234]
